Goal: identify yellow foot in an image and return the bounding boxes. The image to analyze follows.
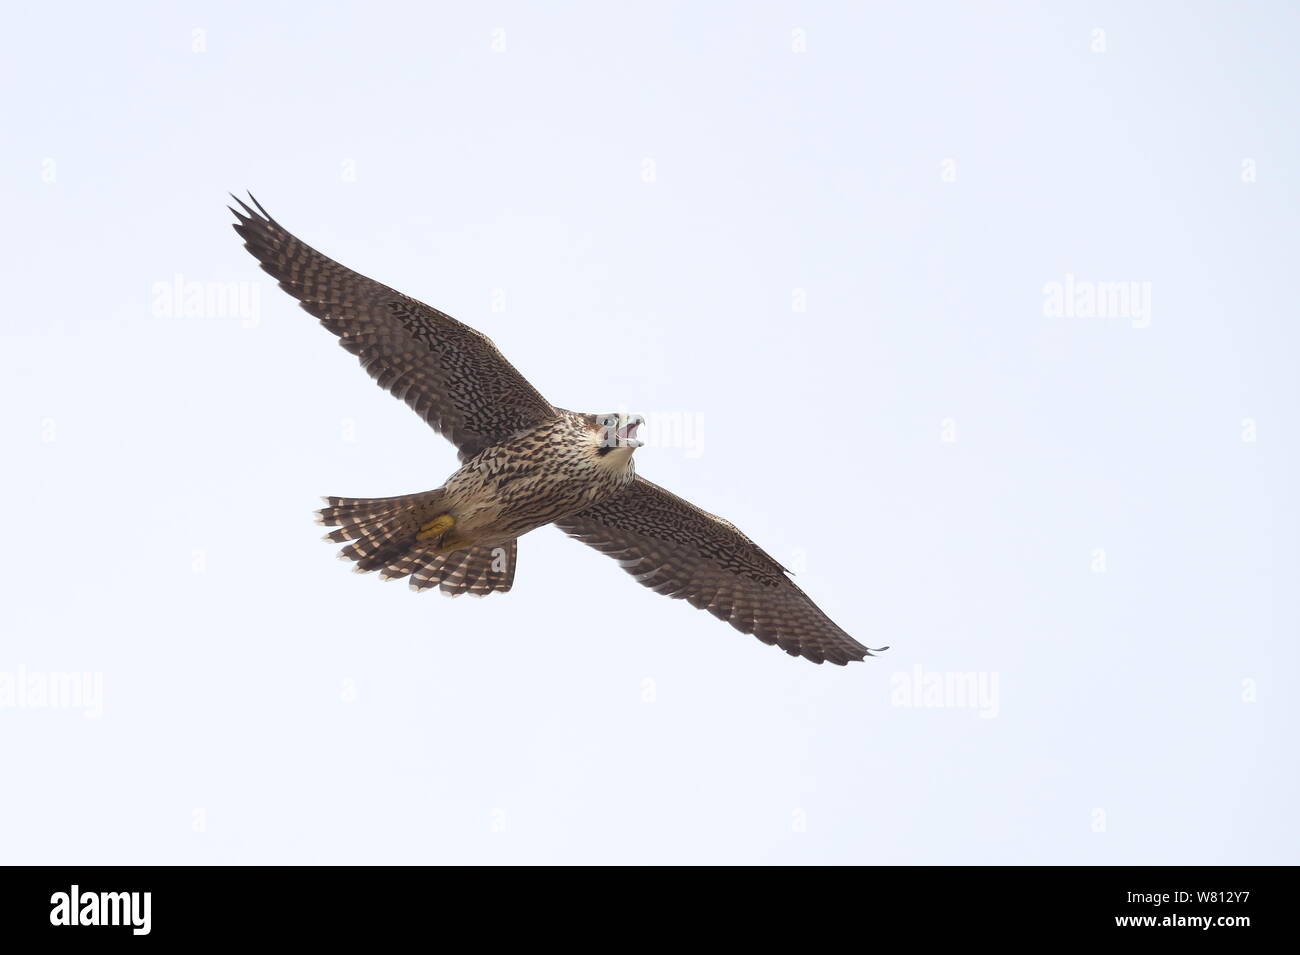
[416,513,456,542]
[438,537,472,554]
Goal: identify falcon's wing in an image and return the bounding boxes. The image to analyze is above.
[556,476,881,665]
[230,195,556,460]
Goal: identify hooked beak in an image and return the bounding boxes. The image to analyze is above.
[618,415,645,448]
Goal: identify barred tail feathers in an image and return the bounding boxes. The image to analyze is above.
[315,492,517,596]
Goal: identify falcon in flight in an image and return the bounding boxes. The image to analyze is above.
[230,196,882,665]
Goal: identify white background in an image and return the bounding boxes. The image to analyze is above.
[2,1,1296,864]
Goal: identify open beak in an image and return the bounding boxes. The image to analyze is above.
[618,415,645,448]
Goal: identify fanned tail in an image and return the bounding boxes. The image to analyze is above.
[406,540,518,596]
[315,493,517,596]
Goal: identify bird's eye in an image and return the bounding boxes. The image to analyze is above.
[594,414,620,452]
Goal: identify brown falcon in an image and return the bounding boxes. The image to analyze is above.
[230,195,883,665]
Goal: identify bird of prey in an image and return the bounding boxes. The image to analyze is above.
[230,195,882,665]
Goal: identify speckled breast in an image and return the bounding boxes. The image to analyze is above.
[444,414,634,541]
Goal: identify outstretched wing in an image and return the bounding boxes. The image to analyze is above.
[556,476,881,665]
[230,195,556,459]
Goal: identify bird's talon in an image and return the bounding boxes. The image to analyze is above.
[416,514,455,541]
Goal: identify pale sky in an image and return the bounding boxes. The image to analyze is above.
[2,1,1296,863]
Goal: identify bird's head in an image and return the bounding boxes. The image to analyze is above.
[588,412,644,466]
